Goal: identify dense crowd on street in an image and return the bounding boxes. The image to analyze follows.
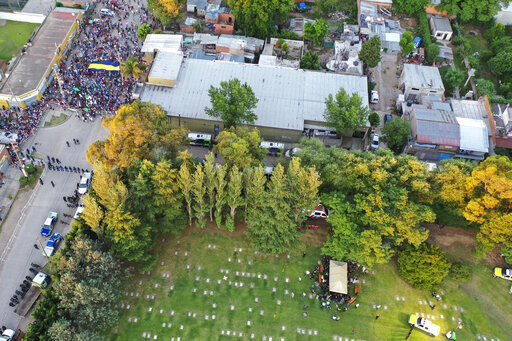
[0,0,153,145]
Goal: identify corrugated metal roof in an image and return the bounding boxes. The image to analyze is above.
[456,117,489,153]
[450,98,492,136]
[142,34,182,53]
[141,58,369,132]
[148,52,183,83]
[413,108,459,146]
[402,64,444,91]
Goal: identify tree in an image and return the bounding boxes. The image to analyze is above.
[393,0,429,15]
[304,19,329,46]
[247,164,298,254]
[450,263,471,282]
[87,101,185,171]
[397,243,451,289]
[300,50,321,70]
[432,159,473,208]
[287,157,321,224]
[359,35,381,68]
[464,156,512,256]
[227,0,294,38]
[324,88,371,135]
[120,56,147,80]
[191,19,206,33]
[439,0,510,22]
[488,51,512,76]
[52,237,123,336]
[203,152,217,221]
[425,43,440,64]
[214,126,266,168]
[368,112,380,127]
[243,166,266,222]
[178,163,194,224]
[476,78,496,97]
[399,31,415,56]
[137,23,152,40]
[214,164,228,227]
[192,163,208,228]
[205,78,258,128]
[157,0,181,17]
[381,117,411,154]
[441,67,465,93]
[225,166,243,231]
[25,287,60,341]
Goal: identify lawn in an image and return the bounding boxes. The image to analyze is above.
[44,113,69,127]
[109,224,511,341]
[0,21,39,61]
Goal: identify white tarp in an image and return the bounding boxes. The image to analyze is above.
[329,260,348,294]
[456,117,489,153]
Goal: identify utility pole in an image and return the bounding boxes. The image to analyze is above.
[37,237,49,258]
[10,142,27,177]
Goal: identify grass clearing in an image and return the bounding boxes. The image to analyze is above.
[44,113,70,127]
[0,21,39,61]
[109,223,511,340]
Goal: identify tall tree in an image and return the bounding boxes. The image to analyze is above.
[287,157,321,224]
[178,163,194,224]
[87,101,185,171]
[137,23,152,40]
[439,0,510,22]
[120,56,147,80]
[203,152,217,221]
[304,19,329,46]
[399,31,415,56]
[323,88,371,135]
[214,126,266,168]
[214,164,228,227]
[397,243,451,289]
[25,288,60,341]
[393,0,429,15]
[192,163,208,228]
[243,166,267,222]
[300,50,321,70]
[226,165,243,231]
[381,117,411,154]
[488,51,512,76]
[359,35,381,68]
[205,79,259,128]
[227,0,294,38]
[441,67,466,93]
[247,165,297,254]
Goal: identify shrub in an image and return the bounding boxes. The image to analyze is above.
[225,216,235,232]
[19,176,34,186]
[368,81,376,92]
[25,163,35,174]
[56,1,63,7]
[450,263,471,282]
[368,112,380,127]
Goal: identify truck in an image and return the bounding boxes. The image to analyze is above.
[408,313,440,337]
[43,233,63,257]
[15,272,50,317]
[0,329,16,341]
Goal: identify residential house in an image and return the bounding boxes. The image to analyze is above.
[359,0,403,53]
[187,0,208,16]
[289,18,316,37]
[429,16,453,40]
[259,38,304,68]
[399,64,444,103]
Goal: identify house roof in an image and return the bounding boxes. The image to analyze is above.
[142,34,182,53]
[141,58,369,132]
[432,17,452,32]
[413,108,460,146]
[450,98,491,135]
[456,117,489,153]
[402,64,444,91]
[148,52,183,82]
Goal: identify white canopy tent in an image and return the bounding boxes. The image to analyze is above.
[329,260,348,294]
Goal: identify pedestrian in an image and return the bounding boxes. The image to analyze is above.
[76,139,80,144]
[33,244,39,249]
[302,251,306,257]
[73,138,76,144]
[66,141,70,147]
[39,178,43,185]
[63,196,67,202]
[352,330,356,335]
[376,314,380,320]
[431,304,436,310]
[51,181,55,187]
[32,146,36,152]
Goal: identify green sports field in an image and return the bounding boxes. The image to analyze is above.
[108,225,511,341]
[0,20,39,61]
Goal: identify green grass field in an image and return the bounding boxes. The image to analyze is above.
[0,21,39,61]
[109,225,511,341]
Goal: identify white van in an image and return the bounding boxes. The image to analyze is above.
[100,8,115,16]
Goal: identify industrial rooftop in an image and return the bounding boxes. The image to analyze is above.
[141,58,369,132]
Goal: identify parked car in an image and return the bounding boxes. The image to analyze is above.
[74,206,84,219]
[370,90,379,104]
[304,205,329,219]
[370,134,379,151]
[285,147,302,158]
[43,233,63,257]
[494,267,512,281]
[78,172,92,195]
[40,211,58,236]
[384,114,393,124]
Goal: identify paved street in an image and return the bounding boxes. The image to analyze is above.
[0,111,106,329]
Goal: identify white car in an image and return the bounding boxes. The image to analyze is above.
[370,134,379,151]
[78,172,92,195]
[370,90,379,104]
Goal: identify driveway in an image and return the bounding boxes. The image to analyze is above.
[0,111,106,329]
[371,52,401,113]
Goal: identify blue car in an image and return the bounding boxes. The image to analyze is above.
[40,211,58,236]
[44,233,63,257]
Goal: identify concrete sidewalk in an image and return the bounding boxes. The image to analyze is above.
[0,166,22,226]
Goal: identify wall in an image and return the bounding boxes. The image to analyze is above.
[0,12,45,23]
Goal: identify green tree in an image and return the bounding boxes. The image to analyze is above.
[399,31,415,55]
[205,78,259,128]
[439,0,510,22]
[247,164,297,253]
[450,263,471,282]
[214,164,228,227]
[397,243,451,289]
[425,43,440,64]
[243,166,267,222]
[368,112,380,127]
[300,50,321,70]
[214,126,266,168]
[484,22,506,45]
[137,23,152,40]
[192,163,208,228]
[359,35,381,68]
[393,0,428,14]
[304,19,329,46]
[488,51,512,76]
[228,0,294,38]
[324,88,371,135]
[51,237,123,336]
[287,157,321,224]
[226,165,243,231]
[203,152,217,221]
[25,287,60,341]
[441,67,465,93]
[120,56,147,80]
[381,117,411,154]
[476,78,496,97]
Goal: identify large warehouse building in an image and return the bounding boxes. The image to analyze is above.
[140,39,369,141]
